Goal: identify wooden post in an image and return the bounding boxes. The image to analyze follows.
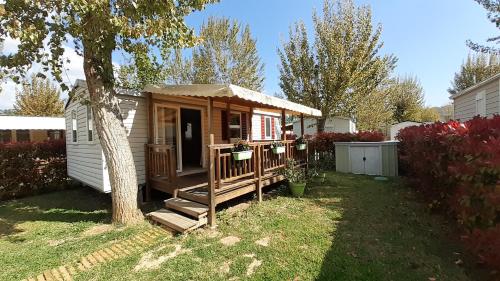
[144,144,151,202]
[147,92,154,143]
[208,97,214,134]
[281,109,286,141]
[300,113,305,137]
[226,102,231,143]
[207,134,216,227]
[256,144,262,202]
[248,107,253,141]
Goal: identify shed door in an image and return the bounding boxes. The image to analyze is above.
[364,146,380,175]
[350,147,365,174]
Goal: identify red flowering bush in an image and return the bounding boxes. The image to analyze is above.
[397,116,500,268]
[0,139,70,200]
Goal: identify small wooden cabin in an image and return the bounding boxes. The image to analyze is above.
[65,81,321,231]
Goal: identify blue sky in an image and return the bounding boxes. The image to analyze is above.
[0,0,496,109]
[183,0,497,107]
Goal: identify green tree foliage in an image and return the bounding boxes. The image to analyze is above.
[448,52,500,95]
[13,75,64,117]
[0,0,215,224]
[278,0,396,132]
[389,76,425,123]
[419,107,440,122]
[467,0,500,54]
[191,17,264,91]
[356,80,393,131]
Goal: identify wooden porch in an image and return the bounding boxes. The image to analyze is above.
[145,139,308,231]
[142,87,316,233]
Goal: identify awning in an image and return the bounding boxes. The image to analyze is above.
[0,116,65,130]
[144,84,322,117]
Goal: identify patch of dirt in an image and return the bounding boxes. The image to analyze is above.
[195,228,222,239]
[82,224,115,237]
[246,258,262,276]
[220,236,241,246]
[48,238,70,246]
[225,202,251,216]
[255,237,270,247]
[134,244,190,271]
[219,261,232,274]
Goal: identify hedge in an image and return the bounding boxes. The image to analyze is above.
[0,139,70,200]
[397,116,500,269]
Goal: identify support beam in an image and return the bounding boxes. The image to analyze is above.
[208,97,214,135]
[147,92,154,144]
[226,102,231,143]
[207,134,216,227]
[281,109,286,141]
[300,114,305,137]
[248,107,253,141]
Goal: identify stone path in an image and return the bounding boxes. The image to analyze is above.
[22,227,167,281]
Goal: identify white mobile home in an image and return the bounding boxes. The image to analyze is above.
[292,116,356,136]
[450,73,500,121]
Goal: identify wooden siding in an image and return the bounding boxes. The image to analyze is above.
[454,78,499,121]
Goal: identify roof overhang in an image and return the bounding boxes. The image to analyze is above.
[0,116,65,130]
[144,84,322,117]
[450,72,500,100]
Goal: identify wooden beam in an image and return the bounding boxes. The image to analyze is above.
[281,109,286,141]
[207,134,216,227]
[300,114,305,137]
[147,92,154,144]
[248,107,253,141]
[226,101,231,143]
[208,97,214,135]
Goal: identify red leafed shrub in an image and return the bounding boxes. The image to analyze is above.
[397,116,500,268]
[0,139,70,200]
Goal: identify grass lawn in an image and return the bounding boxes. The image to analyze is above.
[0,172,481,281]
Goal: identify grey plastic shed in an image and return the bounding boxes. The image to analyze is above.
[334,141,398,176]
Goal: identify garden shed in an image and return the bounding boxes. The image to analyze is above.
[334,141,398,176]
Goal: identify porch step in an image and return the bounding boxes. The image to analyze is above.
[165,198,208,219]
[147,209,207,234]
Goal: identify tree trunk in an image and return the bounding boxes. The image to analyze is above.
[82,23,142,225]
[317,117,327,133]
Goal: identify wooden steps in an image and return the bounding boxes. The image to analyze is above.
[148,209,207,233]
[165,198,208,219]
[147,198,209,234]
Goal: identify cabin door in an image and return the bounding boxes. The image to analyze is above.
[180,108,202,170]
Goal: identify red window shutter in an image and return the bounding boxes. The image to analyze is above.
[261,115,265,140]
[241,113,247,140]
[271,117,275,139]
[221,110,228,140]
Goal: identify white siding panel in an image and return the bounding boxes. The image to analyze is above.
[454,78,499,121]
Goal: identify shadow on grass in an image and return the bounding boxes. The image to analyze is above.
[309,172,479,281]
[0,187,112,237]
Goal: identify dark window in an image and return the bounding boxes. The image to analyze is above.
[16,130,30,142]
[47,130,62,140]
[0,130,11,143]
[71,110,77,142]
[87,106,93,141]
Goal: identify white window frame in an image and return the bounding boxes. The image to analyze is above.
[264,116,272,139]
[86,105,93,142]
[71,110,78,143]
[475,91,486,117]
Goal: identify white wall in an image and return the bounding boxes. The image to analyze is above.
[65,88,147,193]
[453,78,499,121]
[293,117,356,136]
[251,112,282,141]
[390,121,422,140]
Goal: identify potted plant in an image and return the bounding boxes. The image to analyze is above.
[281,159,307,197]
[270,141,285,154]
[231,140,253,161]
[295,136,307,150]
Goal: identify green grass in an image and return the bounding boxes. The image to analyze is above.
[0,172,480,280]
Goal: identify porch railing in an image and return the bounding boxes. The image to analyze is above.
[145,144,177,182]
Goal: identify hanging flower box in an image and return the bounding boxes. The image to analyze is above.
[232,150,253,161]
[272,146,285,154]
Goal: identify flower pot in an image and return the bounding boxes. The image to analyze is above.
[272,146,285,154]
[289,182,306,197]
[296,143,306,150]
[232,150,253,161]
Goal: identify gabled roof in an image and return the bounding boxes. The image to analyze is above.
[0,116,65,130]
[144,84,322,117]
[450,72,500,100]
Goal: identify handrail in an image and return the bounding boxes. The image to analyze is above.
[145,144,176,183]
